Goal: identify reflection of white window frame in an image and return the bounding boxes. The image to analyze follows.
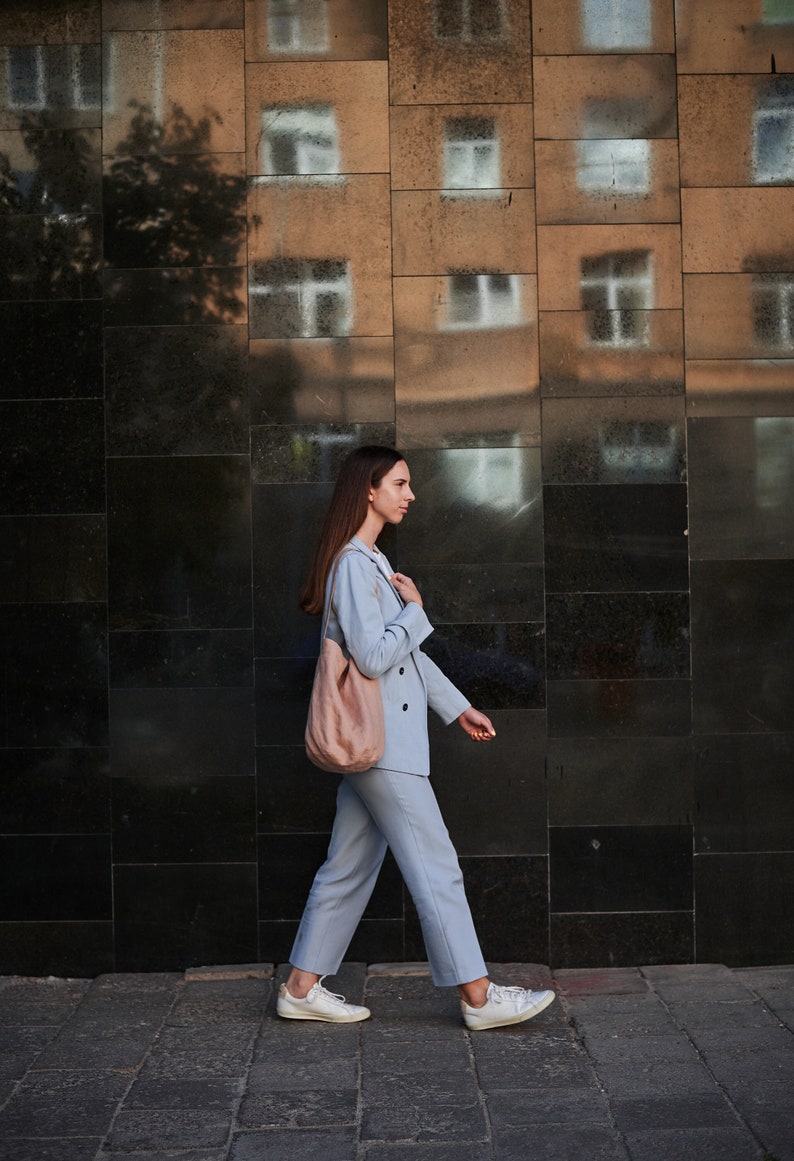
[433,0,508,43]
[581,0,652,49]
[443,116,500,193]
[755,417,794,511]
[267,0,329,53]
[7,45,46,110]
[753,274,794,350]
[581,251,653,348]
[250,258,353,338]
[576,139,651,195]
[260,105,340,178]
[444,273,522,330]
[446,446,524,512]
[69,44,101,111]
[753,85,794,184]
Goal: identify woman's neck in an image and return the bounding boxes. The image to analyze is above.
[355,510,384,552]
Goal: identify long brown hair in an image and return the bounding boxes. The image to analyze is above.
[299,445,404,615]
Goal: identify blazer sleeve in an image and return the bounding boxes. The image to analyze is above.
[419,651,471,725]
[332,551,434,680]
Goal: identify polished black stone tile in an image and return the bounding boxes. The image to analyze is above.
[103,153,245,270]
[423,623,545,709]
[0,127,101,214]
[550,826,693,913]
[112,776,255,863]
[547,679,691,738]
[103,0,243,28]
[418,563,545,624]
[0,748,109,834]
[256,746,339,834]
[543,397,686,485]
[258,920,300,966]
[543,484,689,593]
[113,863,258,973]
[252,424,396,484]
[249,337,395,426]
[688,417,794,560]
[0,300,102,399]
[110,629,253,688]
[255,656,315,747]
[0,400,105,515]
[105,325,248,456]
[107,456,251,631]
[345,919,405,966]
[0,515,105,602]
[0,43,102,129]
[258,835,402,922]
[253,482,332,658]
[403,448,543,568]
[551,912,694,970]
[406,856,548,965]
[694,733,794,853]
[695,854,794,966]
[102,267,246,327]
[0,922,113,978]
[109,688,254,780]
[0,213,102,300]
[429,708,547,856]
[548,737,693,827]
[546,592,690,680]
[0,602,108,747]
[0,835,111,921]
[691,560,794,734]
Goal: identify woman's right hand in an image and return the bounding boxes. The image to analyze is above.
[390,572,424,607]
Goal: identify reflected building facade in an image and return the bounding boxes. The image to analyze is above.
[1,0,793,976]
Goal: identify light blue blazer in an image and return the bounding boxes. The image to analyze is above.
[323,536,471,777]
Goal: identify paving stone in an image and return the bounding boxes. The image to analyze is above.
[248,1058,357,1091]
[685,1024,794,1055]
[360,1072,486,1142]
[139,1025,257,1078]
[643,964,755,1003]
[184,964,273,982]
[582,1033,699,1064]
[474,1045,598,1089]
[238,1088,357,1129]
[123,1076,242,1110]
[0,1139,102,1161]
[363,1143,491,1160]
[743,1110,794,1160]
[105,1109,231,1150]
[609,1092,738,1133]
[492,1125,630,1160]
[668,1000,783,1030]
[98,1151,227,1161]
[485,1085,612,1128]
[361,1034,471,1074]
[553,968,647,997]
[35,1023,162,1070]
[623,1126,765,1161]
[0,1026,58,1078]
[593,1058,718,1095]
[229,1127,357,1161]
[165,997,265,1027]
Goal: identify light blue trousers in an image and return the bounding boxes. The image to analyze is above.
[289,768,488,987]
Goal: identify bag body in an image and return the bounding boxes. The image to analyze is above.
[304,550,385,773]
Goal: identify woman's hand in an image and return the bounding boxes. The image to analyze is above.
[389,572,424,607]
[458,707,496,742]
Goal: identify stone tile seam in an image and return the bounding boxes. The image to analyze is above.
[735,976,794,1037]
[636,967,772,1158]
[460,1023,496,1157]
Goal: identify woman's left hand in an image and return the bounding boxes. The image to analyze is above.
[458,707,496,742]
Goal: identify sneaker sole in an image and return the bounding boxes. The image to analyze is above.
[276,1006,371,1024]
[463,989,556,1031]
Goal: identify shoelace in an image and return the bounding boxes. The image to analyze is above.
[489,984,530,1004]
[309,976,349,1006]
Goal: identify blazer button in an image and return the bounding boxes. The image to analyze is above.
[402,703,408,711]
[399,667,405,675]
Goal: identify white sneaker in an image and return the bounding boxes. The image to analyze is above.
[277,977,371,1023]
[461,983,556,1031]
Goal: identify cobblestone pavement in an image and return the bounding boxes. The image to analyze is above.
[0,961,792,1160]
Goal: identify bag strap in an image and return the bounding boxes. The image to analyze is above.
[320,546,358,641]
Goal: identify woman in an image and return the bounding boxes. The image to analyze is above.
[277,446,555,1031]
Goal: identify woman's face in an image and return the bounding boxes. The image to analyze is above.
[369,459,415,526]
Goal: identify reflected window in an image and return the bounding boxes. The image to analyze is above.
[433,0,508,43]
[581,251,653,348]
[581,0,652,49]
[267,0,329,53]
[443,116,500,193]
[753,274,794,350]
[446,446,523,512]
[445,272,522,329]
[753,80,794,185]
[261,105,339,178]
[762,0,794,24]
[249,258,352,337]
[576,139,651,196]
[6,43,100,112]
[598,421,678,481]
[755,418,794,511]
